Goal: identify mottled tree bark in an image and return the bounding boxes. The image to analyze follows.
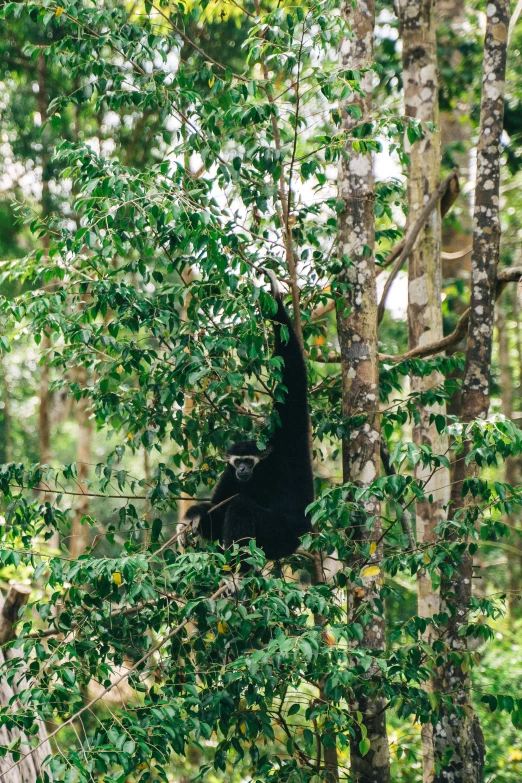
[0,587,51,782]
[433,1,510,779]
[398,0,449,779]
[337,1,389,781]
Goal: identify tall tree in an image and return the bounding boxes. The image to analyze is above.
[434,0,511,778]
[398,0,449,779]
[337,1,390,780]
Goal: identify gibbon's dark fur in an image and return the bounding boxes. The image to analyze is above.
[180,272,313,567]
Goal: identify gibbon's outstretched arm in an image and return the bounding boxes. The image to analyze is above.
[263,269,310,458]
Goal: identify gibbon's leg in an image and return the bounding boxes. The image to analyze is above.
[222,497,257,571]
[220,497,259,596]
[221,497,303,594]
[176,502,212,551]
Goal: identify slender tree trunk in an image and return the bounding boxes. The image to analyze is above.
[433,1,510,779]
[69,367,92,559]
[498,293,522,615]
[398,1,449,779]
[337,2,389,780]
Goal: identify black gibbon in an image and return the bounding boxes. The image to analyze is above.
[178,270,313,573]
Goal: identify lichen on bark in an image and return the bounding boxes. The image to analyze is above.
[433,0,510,780]
[398,0,450,779]
[337,1,390,780]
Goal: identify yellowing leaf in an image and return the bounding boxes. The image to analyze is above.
[362,565,380,578]
[217,621,228,635]
[112,572,122,586]
[239,722,247,735]
[369,541,377,555]
[201,463,209,471]
[208,75,215,88]
[222,565,232,571]
[424,552,431,564]
[321,630,335,645]
[55,6,64,16]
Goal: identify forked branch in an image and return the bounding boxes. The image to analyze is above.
[311,267,522,364]
[377,168,459,323]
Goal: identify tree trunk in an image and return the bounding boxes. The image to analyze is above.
[433,0,510,779]
[337,2,389,780]
[398,1,449,779]
[498,293,522,615]
[0,587,51,782]
[69,366,92,559]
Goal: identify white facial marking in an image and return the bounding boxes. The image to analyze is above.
[228,455,260,468]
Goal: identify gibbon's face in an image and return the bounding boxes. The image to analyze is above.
[227,455,260,483]
[225,441,272,482]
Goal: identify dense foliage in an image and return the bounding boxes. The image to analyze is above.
[0,1,521,781]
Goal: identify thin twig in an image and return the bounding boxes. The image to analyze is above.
[9,484,200,502]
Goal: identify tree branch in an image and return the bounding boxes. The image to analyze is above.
[312,268,522,365]
[379,267,522,363]
[377,168,459,323]
[9,484,201,502]
[308,173,462,326]
[376,168,460,279]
